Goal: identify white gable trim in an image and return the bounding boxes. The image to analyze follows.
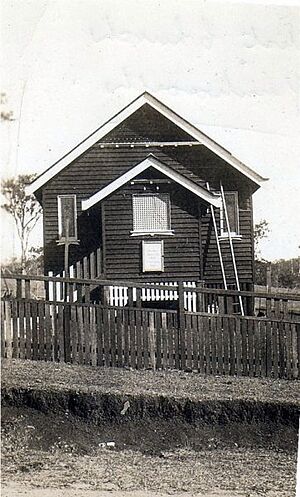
[26,92,267,195]
[81,155,221,210]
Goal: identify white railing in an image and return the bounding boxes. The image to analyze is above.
[46,274,197,311]
[108,281,197,311]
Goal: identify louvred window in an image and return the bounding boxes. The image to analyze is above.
[132,194,171,233]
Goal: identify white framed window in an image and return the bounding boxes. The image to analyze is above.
[220,191,240,237]
[131,193,173,235]
[142,240,164,272]
[57,195,78,240]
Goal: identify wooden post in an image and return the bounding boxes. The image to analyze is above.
[101,203,106,276]
[266,262,272,317]
[100,285,109,306]
[64,234,69,278]
[128,287,135,368]
[5,300,12,359]
[25,279,31,299]
[149,311,156,370]
[16,278,22,299]
[266,263,272,291]
[96,247,102,277]
[56,220,79,299]
[90,251,95,279]
[198,203,204,280]
[136,287,142,369]
[178,281,186,370]
[196,280,205,313]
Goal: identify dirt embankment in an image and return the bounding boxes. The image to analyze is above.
[2,384,299,429]
[1,359,299,497]
[2,358,299,428]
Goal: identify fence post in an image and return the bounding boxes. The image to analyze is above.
[297,323,300,380]
[100,285,109,306]
[266,263,272,291]
[128,287,136,368]
[136,287,142,369]
[5,300,12,359]
[196,280,205,313]
[96,248,102,277]
[178,281,185,370]
[63,307,71,363]
[16,278,22,299]
[25,279,31,299]
[149,311,156,370]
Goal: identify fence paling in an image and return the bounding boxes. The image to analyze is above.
[184,313,300,379]
[223,317,229,374]
[3,273,300,328]
[292,324,298,379]
[1,292,299,379]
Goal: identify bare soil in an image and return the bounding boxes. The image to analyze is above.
[2,359,300,405]
[1,482,245,497]
[1,359,299,497]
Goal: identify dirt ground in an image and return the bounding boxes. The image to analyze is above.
[2,404,297,496]
[1,359,299,497]
[1,482,247,497]
[2,358,299,405]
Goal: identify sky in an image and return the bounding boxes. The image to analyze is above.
[1,0,299,263]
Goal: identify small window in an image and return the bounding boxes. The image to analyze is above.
[142,240,164,272]
[57,195,77,240]
[132,194,172,234]
[220,192,240,236]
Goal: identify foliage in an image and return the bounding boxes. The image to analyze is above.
[0,92,14,121]
[1,175,42,272]
[255,258,300,289]
[254,260,268,286]
[2,246,44,275]
[253,220,300,288]
[254,219,270,260]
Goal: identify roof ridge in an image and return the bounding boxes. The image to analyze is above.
[26,92,268,195]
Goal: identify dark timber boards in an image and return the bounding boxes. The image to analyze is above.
[40,104,256,286]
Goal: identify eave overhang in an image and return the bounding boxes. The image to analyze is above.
[81,155,221,210]
[25,91,268,196]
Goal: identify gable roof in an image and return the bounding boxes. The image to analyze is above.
[26,91,268,195]
[81,155,222,210]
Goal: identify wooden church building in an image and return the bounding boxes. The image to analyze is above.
[27,92,267,308]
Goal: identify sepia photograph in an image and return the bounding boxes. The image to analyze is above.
[1,1,299,496]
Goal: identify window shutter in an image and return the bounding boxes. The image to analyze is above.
[133,194,170,232]
[58,195,77,239]
[225,193,238,233]
[220,192,239,235]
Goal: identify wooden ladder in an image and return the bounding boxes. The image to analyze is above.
[207,182,244,316]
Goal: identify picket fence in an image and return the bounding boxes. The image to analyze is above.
[1,274,300,379]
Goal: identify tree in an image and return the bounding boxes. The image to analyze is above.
[2,246,44,276]
[1,175,42,272]
[254,219,270,260]
[0,92,14,121]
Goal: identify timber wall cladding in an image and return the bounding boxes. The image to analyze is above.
[104,182,201,281]
[42,104,255,279]
[42,147,205,274]
[202,208,253,283]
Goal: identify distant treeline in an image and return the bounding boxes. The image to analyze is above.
[255,258,300,289]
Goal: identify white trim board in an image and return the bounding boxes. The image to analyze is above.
[81,155,222,210]
[26,91,268,195]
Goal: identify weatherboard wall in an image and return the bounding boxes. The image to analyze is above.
[40,105,255,285]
